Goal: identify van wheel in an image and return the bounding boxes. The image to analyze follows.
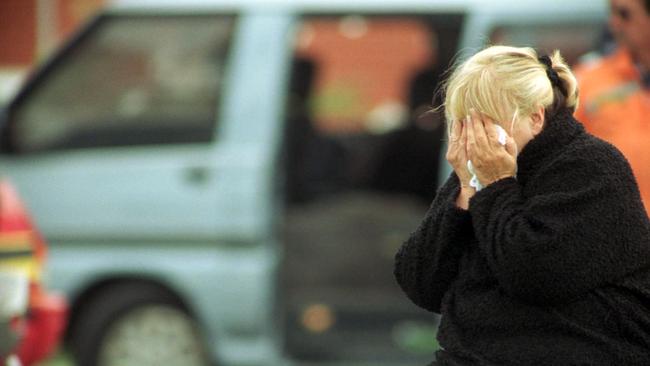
[71,283,210,366]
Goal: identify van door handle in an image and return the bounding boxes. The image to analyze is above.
[184,166,210,185]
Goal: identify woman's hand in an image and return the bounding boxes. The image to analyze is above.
[466,109,518,187]
[446,118,475,209]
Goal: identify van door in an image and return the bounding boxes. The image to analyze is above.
[0,14,239,242]
[281,12,464,363]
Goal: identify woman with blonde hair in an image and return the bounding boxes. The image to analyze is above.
[394,45,650,365]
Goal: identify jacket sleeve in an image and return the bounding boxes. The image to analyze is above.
[394,174,474,313]
[468,148,650,306]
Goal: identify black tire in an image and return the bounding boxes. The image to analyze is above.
[70,282,210,366]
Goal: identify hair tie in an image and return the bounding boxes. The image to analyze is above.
[538,55,567,97]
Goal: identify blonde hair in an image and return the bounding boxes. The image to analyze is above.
[443,45,578,136]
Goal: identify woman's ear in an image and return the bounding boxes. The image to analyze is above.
[530,107,545,136]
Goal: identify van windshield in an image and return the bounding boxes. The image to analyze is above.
[7,14,236,153]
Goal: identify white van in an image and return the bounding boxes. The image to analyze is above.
[0,0,607,365]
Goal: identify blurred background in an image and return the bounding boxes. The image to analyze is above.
[0,0,609,365]
[0,0,106,104]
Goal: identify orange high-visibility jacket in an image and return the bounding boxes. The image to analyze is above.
[575,48,650,213]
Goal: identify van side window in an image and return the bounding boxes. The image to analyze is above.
[284,14,462,205]
[6,15,236,153]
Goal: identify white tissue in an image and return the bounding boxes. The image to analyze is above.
[468,125,507,191]
[495,125,507,145]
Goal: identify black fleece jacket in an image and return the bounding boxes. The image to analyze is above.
[394,109,650,365]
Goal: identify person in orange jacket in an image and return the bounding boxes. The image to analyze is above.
[574,0,650,213]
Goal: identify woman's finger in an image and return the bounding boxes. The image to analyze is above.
[505,135,518,157]
[459,121,468,158]
[482,117,502,148]
[470,109,491,151]
[460,120,467,143]
[465,114,476,158]
[446,120,462,163]
[450,119,461,142]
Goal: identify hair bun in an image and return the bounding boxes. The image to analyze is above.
[548,50,579,111]
[538,55,567,97]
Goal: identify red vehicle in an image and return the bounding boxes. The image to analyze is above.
[0,180,67,365]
